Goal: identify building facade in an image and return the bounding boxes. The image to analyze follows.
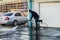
[0,0,28,13]
[32,0,60,27]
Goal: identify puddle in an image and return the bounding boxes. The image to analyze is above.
[0,26,30,40]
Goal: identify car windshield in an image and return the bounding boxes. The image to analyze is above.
[2,13,13,16]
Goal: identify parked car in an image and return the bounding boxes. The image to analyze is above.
[0,12,28,26]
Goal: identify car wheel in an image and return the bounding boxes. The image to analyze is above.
[1,24,5,26]
[13,20,18,26]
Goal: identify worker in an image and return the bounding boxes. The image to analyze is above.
[29,10,42,24]
[29,10,39,24]
[29,10,42,40]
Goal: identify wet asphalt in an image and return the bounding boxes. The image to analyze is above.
[0,25,30,40]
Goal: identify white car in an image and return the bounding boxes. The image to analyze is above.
[0,12,28,26]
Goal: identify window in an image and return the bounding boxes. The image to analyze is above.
[15,13,21,16]
[3,13,13,16]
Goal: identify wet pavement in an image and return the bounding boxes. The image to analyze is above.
[0,26,30,40]
[0,25,60,40]
[40,27,60,40]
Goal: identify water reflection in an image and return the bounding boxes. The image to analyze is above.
[0,26,29,40]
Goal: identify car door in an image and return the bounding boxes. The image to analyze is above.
[15,13,22,24]
[22,16,28,23]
